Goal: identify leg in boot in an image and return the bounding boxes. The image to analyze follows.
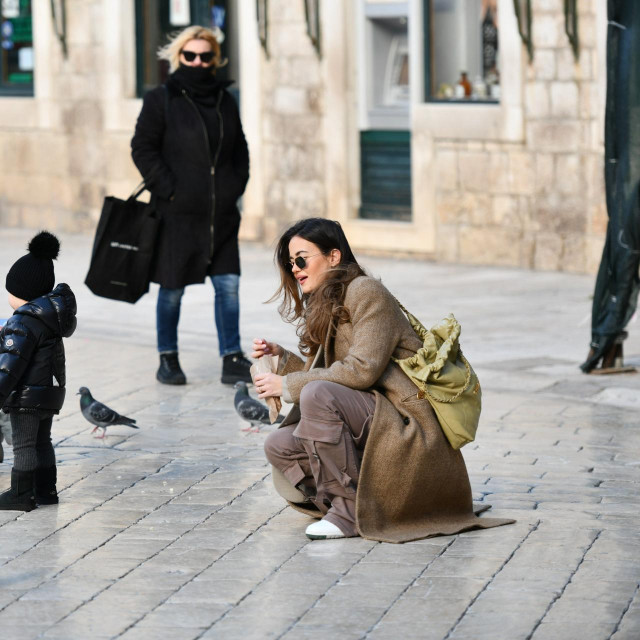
[0,468,36,511]
[156,287,186,384]
[3,413,40,511]
[35,415,58,504]
[157,352,187,385]
[211,274,249,384]
[34,466,58,504]
[221,352,252,384]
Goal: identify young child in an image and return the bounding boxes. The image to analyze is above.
[0,231,77,511]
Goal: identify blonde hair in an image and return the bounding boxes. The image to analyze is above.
[157,25,227,73]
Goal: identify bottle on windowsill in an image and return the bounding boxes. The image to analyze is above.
[457,71,472,98]
[473,75,487,99]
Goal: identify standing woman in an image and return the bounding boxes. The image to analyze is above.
[131,25,252,385]
[253,218,514,541]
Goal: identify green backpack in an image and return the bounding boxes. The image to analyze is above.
[392,302,481,449]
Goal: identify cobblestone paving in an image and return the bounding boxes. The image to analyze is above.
[0,229,638,639]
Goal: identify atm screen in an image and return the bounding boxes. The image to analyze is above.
[384,35,409,106]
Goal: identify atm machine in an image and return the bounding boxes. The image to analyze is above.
[359,1,411,221]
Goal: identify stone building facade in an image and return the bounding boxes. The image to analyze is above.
[0,0,608,274]
[0,0,139,234]
[428,0,607,272]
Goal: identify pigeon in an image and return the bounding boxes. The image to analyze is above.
[77,387,139,439]
[233,381,282,433]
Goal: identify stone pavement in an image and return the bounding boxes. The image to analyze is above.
[0,228,639,640]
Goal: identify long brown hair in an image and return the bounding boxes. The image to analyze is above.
[271,218,366,357]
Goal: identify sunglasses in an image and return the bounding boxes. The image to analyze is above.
[181,50,215,63]
[286,253,323,271]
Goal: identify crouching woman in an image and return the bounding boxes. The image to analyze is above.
[253,218,513,542]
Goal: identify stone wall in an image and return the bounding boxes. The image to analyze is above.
[432,0,605,273]
[0,1,608,276]
[256,0,326,240]
[0,0,123,234]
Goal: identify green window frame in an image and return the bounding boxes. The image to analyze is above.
[0,0,34,96]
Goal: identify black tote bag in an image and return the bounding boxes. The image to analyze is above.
[85,183,159,303]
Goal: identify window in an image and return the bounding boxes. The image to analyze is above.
[424,0,499,102]
[0,0,34,96]
[358,3,412,222]
[135,0,238,98]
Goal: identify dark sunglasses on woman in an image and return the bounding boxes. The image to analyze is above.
[181,50,215,63]
[286,253,323,271]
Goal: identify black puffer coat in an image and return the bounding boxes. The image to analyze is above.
[130,74,250,289]
[0,283,77,414]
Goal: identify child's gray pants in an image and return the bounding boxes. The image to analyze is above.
[9,413,55,472]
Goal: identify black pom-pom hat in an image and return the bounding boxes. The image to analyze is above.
[6,231,60,301]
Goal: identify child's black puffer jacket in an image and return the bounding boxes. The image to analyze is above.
[0,283,77,414]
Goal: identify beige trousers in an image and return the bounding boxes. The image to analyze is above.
[264,380,376,537]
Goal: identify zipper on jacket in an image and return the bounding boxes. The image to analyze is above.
[211,92,224,259]
[182,89,225,259]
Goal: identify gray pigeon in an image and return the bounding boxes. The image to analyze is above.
[234,382,282,432]
[78,387,139,439]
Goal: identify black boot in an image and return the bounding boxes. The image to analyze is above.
[221,352,253,384]
[35,466,58,505]
[0,468,36,512]
[156,352,186,385]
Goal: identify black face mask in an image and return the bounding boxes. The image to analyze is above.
[177,64,216,80]
[170,64,218,99]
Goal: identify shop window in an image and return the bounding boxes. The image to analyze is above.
[424,0,499,102]
[135,0,237,98]
[0,0,34,96]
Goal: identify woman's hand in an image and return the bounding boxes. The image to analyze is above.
[254,372,283,399]
[251,338,283,359]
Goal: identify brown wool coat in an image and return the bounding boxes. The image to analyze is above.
[278,276,514,543]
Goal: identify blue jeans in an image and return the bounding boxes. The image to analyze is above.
[157,274,241,357]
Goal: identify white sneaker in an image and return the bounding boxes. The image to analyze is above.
[305,519,345,540]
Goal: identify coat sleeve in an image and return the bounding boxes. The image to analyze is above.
[229,96,250,195]
[131,88,175,200]
[284,278,404,404]
[277,348,306,375]
[0,318,38,407]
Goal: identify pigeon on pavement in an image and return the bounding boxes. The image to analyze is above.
[78,387,139,439]
[234,381,282,432]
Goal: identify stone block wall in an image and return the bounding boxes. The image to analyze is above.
[433,0,606,273]
[257,0,326,240]
[0,1,609,277]
[0,0,138,235]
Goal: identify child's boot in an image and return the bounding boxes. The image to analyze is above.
[0,468,36,511]
[35,466,58,505]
